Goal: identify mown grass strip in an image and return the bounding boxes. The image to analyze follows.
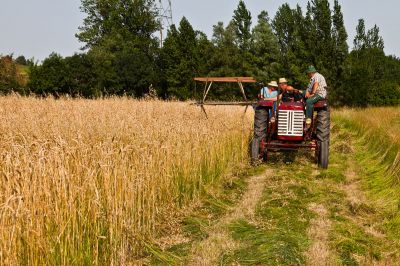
[222,118,400,265]
[333,108,400,196]
[221,155,317,265]
[148,165,266,265]
[332,109,400,245]
[148,108,400,265]
[327,120,400,264]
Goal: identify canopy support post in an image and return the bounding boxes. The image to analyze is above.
[202,81,213,103]
[237,82,247,101]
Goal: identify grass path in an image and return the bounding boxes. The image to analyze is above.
[305,202,333,265]
[188,171,271,265]
[149,122,400,265]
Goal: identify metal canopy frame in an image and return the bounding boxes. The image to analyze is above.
[193,77,258,118]
[193,77,257,105]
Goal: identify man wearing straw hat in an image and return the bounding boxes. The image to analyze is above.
[304,65,328,126]
[278,78,302,102]
[251,81,279,165]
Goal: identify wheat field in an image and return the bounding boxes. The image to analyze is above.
[0,96,253,265]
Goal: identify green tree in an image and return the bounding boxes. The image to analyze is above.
[330,0,348,104]
[159,25,179,97]
[15,55,27,65]
[199,20,249,100]
[77,0,160,96]
[273,4,308,86]
[230,0,256,98]
[28,53,68,95]
[272,4,292,56]
[251,11,280,82]
[353,19,367,51]
[77,0,159,50]
[232,0,252,51]
[64,54,97,97]
[343,21,397,106]
[366,25,384,50]
[210,21,241,77]
[161,17,201,99]
[332,0,348,57]
[273,0,349,98]
[307,0,334,80]
[194,31,215,79]
[353,21,384,51]
[342,48,395,106]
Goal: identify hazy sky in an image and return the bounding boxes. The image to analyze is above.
[0,0,398,61]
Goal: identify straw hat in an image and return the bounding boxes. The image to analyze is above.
[267,81,278,87]
[278,78,288,84]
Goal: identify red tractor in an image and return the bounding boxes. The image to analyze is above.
[193,77,330,169]
[254,96,330,168]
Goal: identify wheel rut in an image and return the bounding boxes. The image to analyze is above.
[187,169,272,265]
[305,203,334,266]
[151,122,400,265]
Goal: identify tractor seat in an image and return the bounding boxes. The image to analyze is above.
[313,99,328,108]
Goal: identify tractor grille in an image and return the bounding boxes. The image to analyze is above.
[278,110,304,136]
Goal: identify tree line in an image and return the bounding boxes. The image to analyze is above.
[1,0,399,106]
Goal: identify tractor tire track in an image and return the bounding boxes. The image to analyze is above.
[306,203,334,266]
[152,122,400,265]
[187,169,272,265]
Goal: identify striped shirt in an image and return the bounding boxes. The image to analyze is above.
[307,72,327,98]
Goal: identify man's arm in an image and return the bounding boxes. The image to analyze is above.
[263,96,278,101]
[286,85,303,95]
[311,82,319,95]
[285,85,297,92]
[306,81,318,98]
[264,91,279,101]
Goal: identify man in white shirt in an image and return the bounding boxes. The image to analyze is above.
[305,65,327,125]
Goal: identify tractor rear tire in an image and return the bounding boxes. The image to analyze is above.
[262,147,269,162]
[316,107,330,168]
[318,141,329,169]
[316,106,330,142]
[251,107,269,163]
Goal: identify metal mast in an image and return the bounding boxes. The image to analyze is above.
[156,0,173,47]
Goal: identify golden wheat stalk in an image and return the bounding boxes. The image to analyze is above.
[0,96,253,264]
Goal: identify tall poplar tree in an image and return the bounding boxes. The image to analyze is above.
[366,25,385,50]
[343,20,390,106]
[273,4,308,85]
[353,19,384,51]
[330,0,348,103]
[210,22,238,76]
[162,17,209,99]
[251,11,280,81]
[232,0,252,51]
[332,0,348,59]
[353,19,367,51]
[307,0,333,80]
